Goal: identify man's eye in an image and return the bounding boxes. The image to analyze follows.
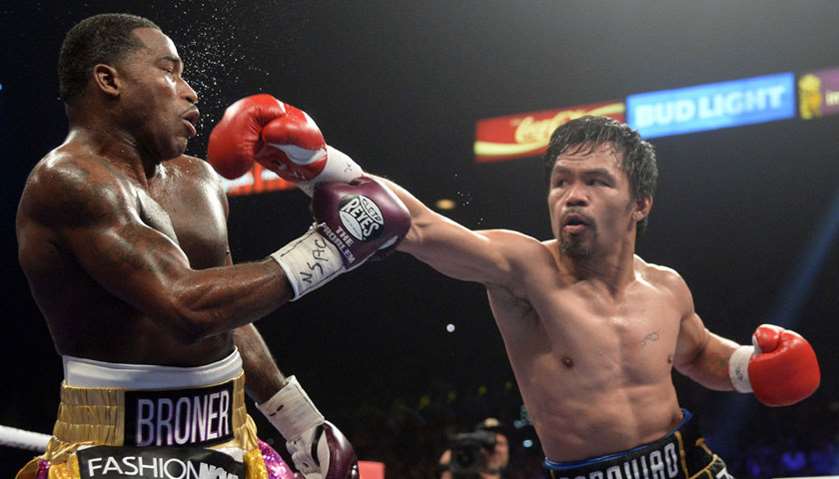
[554,180,566,188]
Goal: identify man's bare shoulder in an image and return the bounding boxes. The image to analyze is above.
[540,237,560,251]
[166,155,226,197]
[19,146,131,229]
[169,155,218,180]
[482,229,553,264]
[481,228,543,245]
[487,232,560,294]
[635,256,693,310]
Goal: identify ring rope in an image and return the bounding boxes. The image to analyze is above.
[0,425,50,452]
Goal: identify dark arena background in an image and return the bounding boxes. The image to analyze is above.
[1,1,837,478]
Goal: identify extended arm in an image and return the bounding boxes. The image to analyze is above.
[374,175,538,291]
[206,94,534,291]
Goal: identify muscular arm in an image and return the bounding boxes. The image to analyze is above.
[234,324,288,402]
[670,274,740,390]
[19,160,293,342]
[374,176,536,291]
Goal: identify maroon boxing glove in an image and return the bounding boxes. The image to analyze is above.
[290,422,359,479]
[256,377,359,479]
[312,177,411,268]
[270,176,410,299]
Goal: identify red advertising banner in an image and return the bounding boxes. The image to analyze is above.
[221,163,296,196]
[474,101,625,163]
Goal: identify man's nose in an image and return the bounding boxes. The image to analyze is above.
[181,78,198,104]
[565,184,588,206]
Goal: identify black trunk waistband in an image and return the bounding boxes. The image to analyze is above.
[545,410,719,479]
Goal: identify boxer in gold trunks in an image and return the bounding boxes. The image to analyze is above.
[15,13,407,479]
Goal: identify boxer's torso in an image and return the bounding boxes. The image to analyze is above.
[486,237,685,461]
[17,140,233,366]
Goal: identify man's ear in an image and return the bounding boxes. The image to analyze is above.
[633,195,653,222]
[92,63,122,98]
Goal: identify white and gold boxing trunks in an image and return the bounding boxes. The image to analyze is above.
[16,349,295,479]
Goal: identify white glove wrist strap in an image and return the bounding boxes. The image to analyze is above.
[271,227,345,300]
[256,376,325,440]
[296,145,364,197]
[728,345,755,393]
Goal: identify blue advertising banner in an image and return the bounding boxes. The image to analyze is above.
[626,73,795,138]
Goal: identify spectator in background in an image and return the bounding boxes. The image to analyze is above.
[439,418,511,479]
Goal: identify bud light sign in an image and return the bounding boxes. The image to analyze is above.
[627,72,795,138]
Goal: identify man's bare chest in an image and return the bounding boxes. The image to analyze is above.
[494,280,683,380]
[548,287,680,372]
[136,180,228,269]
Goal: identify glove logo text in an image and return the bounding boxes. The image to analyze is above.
[338,195,384,242]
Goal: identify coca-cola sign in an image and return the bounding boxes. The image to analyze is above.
[474,101,625,163]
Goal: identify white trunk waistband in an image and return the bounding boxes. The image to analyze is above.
[62,348,243,389]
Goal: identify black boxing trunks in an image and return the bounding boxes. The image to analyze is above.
[16,349,295,479]
[544,410,733,479]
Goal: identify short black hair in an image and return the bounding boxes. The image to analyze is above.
[58,13,160,103]
[544,116,658,234]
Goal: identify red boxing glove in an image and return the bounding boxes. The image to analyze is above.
[207,94,288,179]
[258,107,328,183]
[207,94,327,180]
[208,94,363,194]
[729,324,820,406]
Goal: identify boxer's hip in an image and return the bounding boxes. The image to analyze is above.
[544,410,733,479]
[16,349,295,479]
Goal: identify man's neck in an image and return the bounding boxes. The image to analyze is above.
[558,238,637,297]
[65,123,162,187]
